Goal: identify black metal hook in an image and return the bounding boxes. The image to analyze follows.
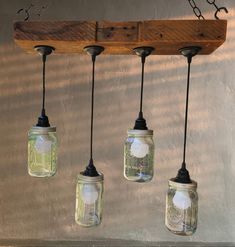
[214,7,228,20]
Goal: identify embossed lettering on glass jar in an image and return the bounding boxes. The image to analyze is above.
[124,129,154,182]
[165,179,198,236]
[75,172,104,227]
[28,126,57,177]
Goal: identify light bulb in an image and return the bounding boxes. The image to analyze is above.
[130,138,149,158]
[81,184,99,204]
[173,190,191,210]
[35,134,52,154]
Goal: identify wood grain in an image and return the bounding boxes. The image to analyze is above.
[14,20,227,55]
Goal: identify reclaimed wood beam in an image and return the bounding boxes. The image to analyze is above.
[14,20,227,55]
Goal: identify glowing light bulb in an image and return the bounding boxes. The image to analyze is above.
[81,184,99,204]
[35,135,52,154]
[173,190,191,210]
[130,138,149,158]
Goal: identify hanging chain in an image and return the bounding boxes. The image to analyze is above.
[17,3,34,21]
[206,0,228,19]
[188,0,228,20]
[16,2,48,21]
[188,0,205,20]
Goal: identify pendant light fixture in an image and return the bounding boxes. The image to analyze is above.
[28,45,58,177]
[124,47,155,183]
[75,46,104,227]
[165,46,201,236]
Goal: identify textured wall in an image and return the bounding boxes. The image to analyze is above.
[0,0,234,243]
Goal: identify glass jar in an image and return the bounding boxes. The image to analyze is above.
[165,179,198,236]
[124,129,154,182]
[28,126,57,177]
[75,172,104,227]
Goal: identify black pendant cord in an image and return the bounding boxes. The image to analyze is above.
[36,53,50,127]
[174,46,201,184]
[174,55,193,183]
[139,56,145,116]
[133,55,147,130]
[83,45,104,177]
[41,54,46,117]
[182,56,192,170]
[133,46,154,130]
[90,55,96,163]
[34,45,54,127]
[83,53,99,176]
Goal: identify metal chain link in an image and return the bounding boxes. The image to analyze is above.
[16,2,48,21]
[206,0,228,19]
[16,3,33,21]
[188,0,205,20]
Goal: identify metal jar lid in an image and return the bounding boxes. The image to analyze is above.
[169,178,197,190]
[77,172,104,183]
[30,126,56,134]
[127,129,153,136]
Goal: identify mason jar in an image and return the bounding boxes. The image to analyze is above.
[28,126,57,177]
[165,179,198,236]
[75,172,104,227]
[124,129,154,182]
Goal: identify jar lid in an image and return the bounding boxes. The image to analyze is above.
[30,126,56,133]
[169,178,197,189]
[77,172,104,183]
[127,129,153,136]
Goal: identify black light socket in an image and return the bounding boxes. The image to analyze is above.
[134,111,148,130]
[82,159,99,177]
[173,163,192,184]
[36,115,50,127]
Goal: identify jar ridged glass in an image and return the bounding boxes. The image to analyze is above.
[28,126,57,177]
[75,172,104,227]
[165,179,198,236]
[124,129,154,182]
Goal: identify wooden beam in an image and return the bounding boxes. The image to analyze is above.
[14,20,227,55]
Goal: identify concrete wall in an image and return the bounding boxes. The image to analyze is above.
[0,0,234,243]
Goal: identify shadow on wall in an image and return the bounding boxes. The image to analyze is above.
[0,12,234,241]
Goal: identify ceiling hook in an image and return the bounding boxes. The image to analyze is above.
[214,7,228,20]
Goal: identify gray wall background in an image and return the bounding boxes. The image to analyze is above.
[0,0,234,243]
